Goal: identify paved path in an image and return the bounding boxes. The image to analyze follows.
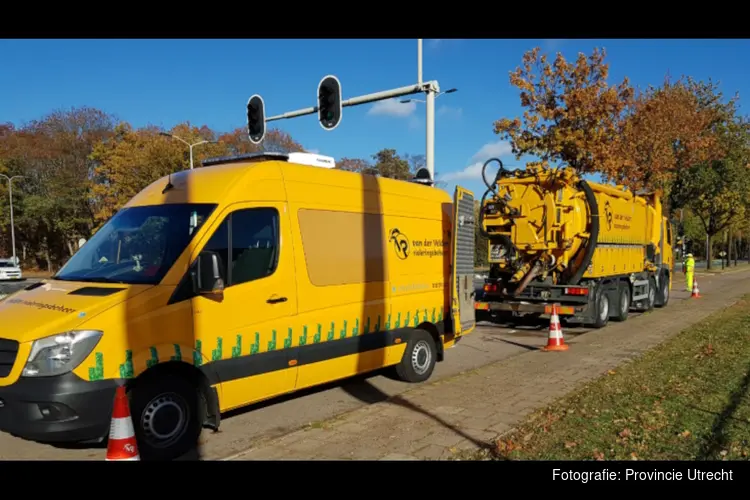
[227,269,750,460]
[0,294,592,460]
[0,270,743,460]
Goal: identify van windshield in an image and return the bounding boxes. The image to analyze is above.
[54,203,217,285]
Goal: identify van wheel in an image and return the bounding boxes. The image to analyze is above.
[128,374,203,461]
[395,329,437,383]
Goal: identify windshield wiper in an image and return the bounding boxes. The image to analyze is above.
[52,276,124,284]
[80,277,125,284]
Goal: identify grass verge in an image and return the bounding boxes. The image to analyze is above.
[703,261,750,274]
[465,293,750,461]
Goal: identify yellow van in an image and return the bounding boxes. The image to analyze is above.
[0,152,476,460]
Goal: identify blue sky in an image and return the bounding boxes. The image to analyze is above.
[2,38,749,197]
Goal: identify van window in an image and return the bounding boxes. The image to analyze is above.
[297,208,386,286]
[54,203,216,285]
[201,207,279,286]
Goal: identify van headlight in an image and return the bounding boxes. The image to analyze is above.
[22,330,103,377]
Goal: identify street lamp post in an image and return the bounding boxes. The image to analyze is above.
[159,132,219,170]
[0,174,24,266]
[401,88,458,182]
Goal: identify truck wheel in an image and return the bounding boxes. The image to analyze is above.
[128,373,203,461]
[613,283,630,322]
[395,329,437,383]
[591,287,610,328]
[645,277,657,311]
[655,274,669,308]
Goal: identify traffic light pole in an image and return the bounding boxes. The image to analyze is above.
[425,86,435,182]
[264,81,438,122]
[265,80,440,181]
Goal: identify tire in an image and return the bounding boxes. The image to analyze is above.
[655,274,669,308]
[645,277,657,311]
[613,283,630,322]
[395,329,438,383]
[128,373,203,461]
[591,286,610,328]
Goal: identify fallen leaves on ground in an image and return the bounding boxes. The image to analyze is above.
[469,293,750,461]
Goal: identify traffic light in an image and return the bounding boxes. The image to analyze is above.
[247,94,265,144]
[317,75,342,131]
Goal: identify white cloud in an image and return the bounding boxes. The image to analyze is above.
[427,39,463,50]
[438,140,516,182]
[471,140,512,162]
[367,98,416,117]
[438,105,463,118]
[439,162,486,182]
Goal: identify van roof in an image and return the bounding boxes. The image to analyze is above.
[125,152,451,208]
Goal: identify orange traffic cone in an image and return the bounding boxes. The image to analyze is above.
[105,385,140,461]
[691,277,700,298]
[542,304,569,352]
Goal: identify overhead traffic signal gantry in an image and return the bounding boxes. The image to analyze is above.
[247,94,266,144]
[317,75,342,131]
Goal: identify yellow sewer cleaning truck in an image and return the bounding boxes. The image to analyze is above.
[475,159,675,328]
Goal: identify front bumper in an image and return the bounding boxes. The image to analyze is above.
[0,372,118,443]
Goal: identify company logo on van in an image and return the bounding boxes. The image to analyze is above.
[389,228,410,260]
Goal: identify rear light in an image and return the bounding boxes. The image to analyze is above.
[483,283,498,292]
[564,287,588,295]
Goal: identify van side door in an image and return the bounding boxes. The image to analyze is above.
[191,201,298,409]
[451,185,476,337]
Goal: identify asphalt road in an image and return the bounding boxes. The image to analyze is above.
[0,270,721,460]
[0,278,42,297]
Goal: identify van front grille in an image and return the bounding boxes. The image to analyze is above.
[0,338,19,378]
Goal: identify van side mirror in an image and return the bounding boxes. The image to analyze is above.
[194,251,225,298]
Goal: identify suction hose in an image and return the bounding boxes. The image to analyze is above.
[477,158,516,262]
[478,157,508,239]
[566,179,599,285]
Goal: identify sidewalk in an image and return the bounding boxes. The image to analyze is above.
[227,270,750,460]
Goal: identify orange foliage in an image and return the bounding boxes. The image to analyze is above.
[602,77,722,192]
[493,47,635,177]
[216,128,304,157]
[336,157,371,173]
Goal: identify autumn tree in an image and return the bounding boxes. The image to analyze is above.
[336,157,372,173]
[216,128,304,157]
[370,149,412,179]
[493,47,635,177]
[90,123,187,223]
[603,77,723,193]
[669,98,750,268]
[0,107,118,269]
[335,150,415,179]
[0,107,314,272]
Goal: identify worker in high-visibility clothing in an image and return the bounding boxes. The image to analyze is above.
[683,253,695,292]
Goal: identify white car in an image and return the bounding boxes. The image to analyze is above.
[0,259,22,281]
